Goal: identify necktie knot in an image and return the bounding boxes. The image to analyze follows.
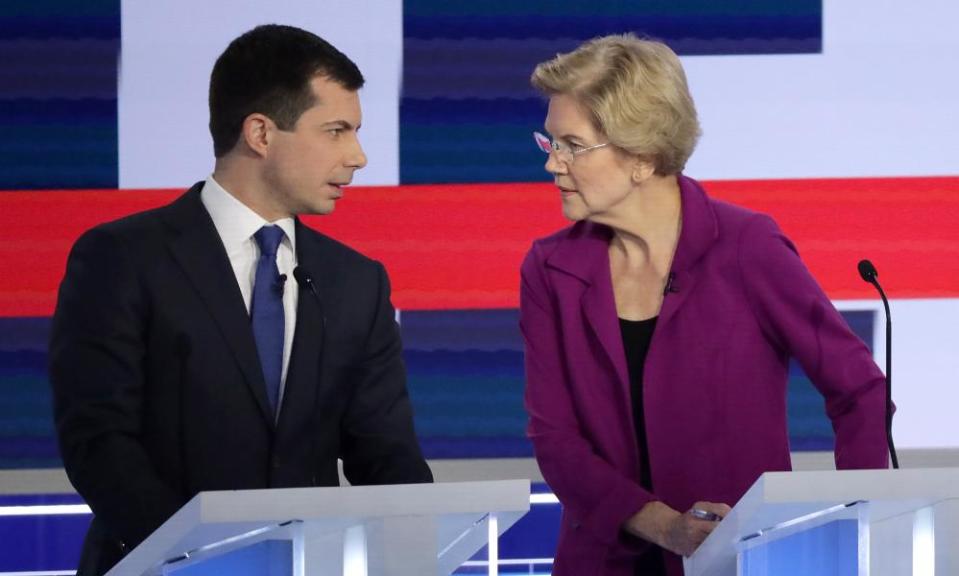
[254,225,285,259]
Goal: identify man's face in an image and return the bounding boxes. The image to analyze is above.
[263,75,367,217]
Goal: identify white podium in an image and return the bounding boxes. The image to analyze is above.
[105,479,530,576]
[684,468,959,576]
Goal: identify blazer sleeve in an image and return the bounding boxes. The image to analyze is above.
[340,261,433,485]
[738,214,889,469]
[49,227,182,549]
[521,242,656,549]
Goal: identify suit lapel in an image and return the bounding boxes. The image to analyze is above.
[161,184,275,426]
[276,220,328,426]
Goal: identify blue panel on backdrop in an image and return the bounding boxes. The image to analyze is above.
[401,0,822,184]
[0,317,61,469]
[0,309,875,465]
[0,0,120,189]
[402,308,875,459]
[786,310,875,451]
[402,309,530,459]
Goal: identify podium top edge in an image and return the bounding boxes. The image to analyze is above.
[756,468,959,502]
[187,479,532,523]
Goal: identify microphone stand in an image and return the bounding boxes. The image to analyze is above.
[858,260,899,469]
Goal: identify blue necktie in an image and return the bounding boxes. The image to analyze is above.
[251,225,285,416]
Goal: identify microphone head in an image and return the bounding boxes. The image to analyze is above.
[857,259,878,283]
[292,266,310,285]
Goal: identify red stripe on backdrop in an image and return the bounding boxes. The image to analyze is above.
[1,177,957,316]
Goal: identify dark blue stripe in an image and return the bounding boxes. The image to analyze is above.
[0,437,62,469]
[0,100,118,189]
[402,309,523,352]
[0,98,116,124]
[0,317,51,351]
[789,436,835,451]
[0,493,84,506]
[401,99,550,184]
[0,3,119,190]
[404,0,821,17]
[0,350,47,377]
[0,16,119,40]
[405,349,523,377]
[404,15,821,55]
[0,39,119,100]
[402,97,546,123]
[0,0,119,40]
[0,320,59,467]
[419,436,534,459]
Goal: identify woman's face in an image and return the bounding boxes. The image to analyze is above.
[542,94,638,222]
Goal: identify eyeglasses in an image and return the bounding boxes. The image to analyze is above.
[533,131,611,165]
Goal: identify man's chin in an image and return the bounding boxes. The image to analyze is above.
[297,201,336,217]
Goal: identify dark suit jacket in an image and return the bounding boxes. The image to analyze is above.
[49,183,433,575]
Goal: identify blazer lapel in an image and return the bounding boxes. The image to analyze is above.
[657,175,719,331]
[547,223,632,410]
[161,184,275,426]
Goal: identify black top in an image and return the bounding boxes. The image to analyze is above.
[619,316,667,576]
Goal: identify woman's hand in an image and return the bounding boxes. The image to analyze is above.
[624,500,731,557]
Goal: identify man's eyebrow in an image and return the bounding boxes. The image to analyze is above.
[321,120,357,130]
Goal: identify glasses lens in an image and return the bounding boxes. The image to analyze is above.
[533,132,553,154]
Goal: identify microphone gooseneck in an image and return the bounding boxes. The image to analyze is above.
[857,259,898,469]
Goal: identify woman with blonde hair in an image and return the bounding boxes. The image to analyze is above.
[521,34,888,575]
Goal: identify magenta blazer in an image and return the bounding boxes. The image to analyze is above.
[520,175,888,576]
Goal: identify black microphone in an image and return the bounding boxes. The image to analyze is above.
[275,273,287,295]
[663,272,679,295]
[857,260,878,284]
[292,266,321,302]
[857,259,898,469]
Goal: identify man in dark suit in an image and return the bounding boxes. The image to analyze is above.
[49,24,433,575]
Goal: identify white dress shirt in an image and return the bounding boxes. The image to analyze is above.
[200,176,298,412]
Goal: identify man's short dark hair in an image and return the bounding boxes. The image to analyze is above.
[209,24,365,157]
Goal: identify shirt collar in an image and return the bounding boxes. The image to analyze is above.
[200,175,297,254]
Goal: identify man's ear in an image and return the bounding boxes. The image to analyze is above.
[240,113,274,158]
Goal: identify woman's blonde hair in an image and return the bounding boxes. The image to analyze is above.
[531,34,700,175]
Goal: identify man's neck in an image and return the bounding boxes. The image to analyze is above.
[212,156,284,222]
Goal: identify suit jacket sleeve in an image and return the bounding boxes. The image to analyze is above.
[49,227,182,549]
[521,242,656,549]
[738,214,889,469]
[340,261,433,485]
